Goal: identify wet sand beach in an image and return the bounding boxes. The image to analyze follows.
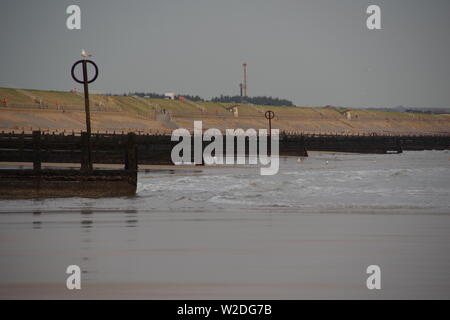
[0,151,449,299]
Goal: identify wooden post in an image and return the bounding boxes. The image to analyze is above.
[300,135,308,157]
[125,132,137,171]
[80,132,92,171]
[33,130,41,171]
[19,132,24,162]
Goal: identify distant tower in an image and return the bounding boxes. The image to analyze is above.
[239,83,243,97]
[242,63,247,97]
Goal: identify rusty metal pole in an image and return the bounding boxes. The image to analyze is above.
[82,60,92,140]
[82,60,92,170]
[268,117,272,138]
[265,110,275,156]
[265,110,275,137]
[71,59,98,171]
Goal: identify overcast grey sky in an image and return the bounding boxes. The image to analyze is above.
[0,0,449,107]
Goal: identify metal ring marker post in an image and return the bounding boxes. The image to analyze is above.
[265,110,275,155]
[71,59,99,170]
[265,110,275,136]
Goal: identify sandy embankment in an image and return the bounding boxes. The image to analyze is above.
[1,85,449,134]
[0,108,172,133]
[2,107,450,135]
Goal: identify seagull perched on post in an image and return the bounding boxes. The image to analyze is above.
[81,49,92,59]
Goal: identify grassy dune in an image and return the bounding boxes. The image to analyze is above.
[1,87,449,135]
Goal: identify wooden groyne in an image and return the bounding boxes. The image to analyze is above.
[0,169,137,199]
[0,131,137,199]
[0,131,307,165]
[301,133,449,153]
[0,131,172,165]
[1,131,448,167]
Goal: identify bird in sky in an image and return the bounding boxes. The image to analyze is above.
[81,49,92,58]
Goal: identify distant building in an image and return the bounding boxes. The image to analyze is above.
[345,111,352,120]
[226,104,239,117]
[232,106,238,117]
[164,92,176,100]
